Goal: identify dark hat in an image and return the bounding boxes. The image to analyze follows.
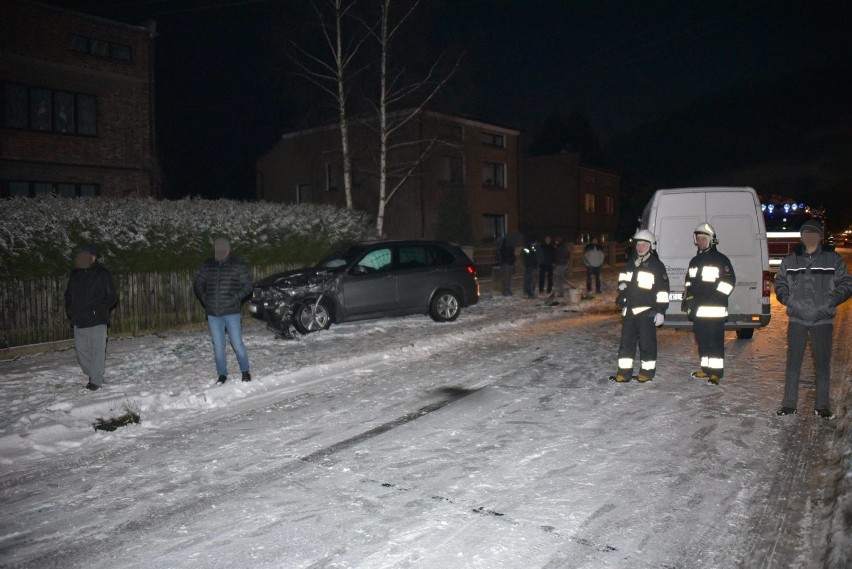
[800,220,824,236]
[78,245,98,257]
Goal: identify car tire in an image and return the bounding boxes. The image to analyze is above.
[293,299,333,334]
[429,289,461,323]
[736,328,754,340]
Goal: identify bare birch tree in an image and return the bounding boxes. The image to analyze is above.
[370,0,460,235]
[289,0,369,209]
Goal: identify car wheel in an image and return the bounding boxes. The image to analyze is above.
[736,328,754,340]
[429,290,461,322]
[293,299,333,334]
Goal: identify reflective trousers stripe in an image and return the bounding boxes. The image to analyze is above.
[695,305,728,318]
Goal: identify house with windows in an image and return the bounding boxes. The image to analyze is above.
[521,152,620,243]
[0,0,157,198]
[256,110,520,245]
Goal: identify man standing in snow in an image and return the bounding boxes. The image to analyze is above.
[64,245,118,391]
[538,235,555,296]
[609,230,669,383]
[583,238,605,294]
[498,236,516,296]
[194,238,254,384]
[521,239,540,299]
[681,222,735,386]
[775,220,852,419]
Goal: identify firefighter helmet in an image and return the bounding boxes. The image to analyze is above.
[632,229,657,249]
[693,222,718,246]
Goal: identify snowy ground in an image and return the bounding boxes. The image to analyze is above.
[1,262,850,569]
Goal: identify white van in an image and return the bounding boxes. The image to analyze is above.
[640,187,772,339]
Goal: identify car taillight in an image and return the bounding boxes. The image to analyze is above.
[466,264,477,276]
[762,270,772,297]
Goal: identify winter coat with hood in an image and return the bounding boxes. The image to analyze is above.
[775,243,852,326]
[194,256,253,317]
[65,261,118,328]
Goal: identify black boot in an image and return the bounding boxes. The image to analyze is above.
[85,381,101,391]
[242,371,251,382]
[216,375,228,384]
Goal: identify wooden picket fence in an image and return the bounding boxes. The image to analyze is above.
[0,264,295,348]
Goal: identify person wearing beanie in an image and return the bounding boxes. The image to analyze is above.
[775,219,852,419]
[64,245,118,391]
[193,237,254,384]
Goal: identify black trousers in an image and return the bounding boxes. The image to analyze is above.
[694,318,726,377]
[539,264,553,293]
[617,313,658,377]
[587,266,602,292]
[782,322,833,410]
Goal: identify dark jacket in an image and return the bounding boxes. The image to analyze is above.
[521,244,539,270]
[616,252,670,316]
[554,242,570,266]
[681,245,736,320]
[194,256,253,317]
[775,244,852,325]
[539,243,555,266]
[64,262,118,328]
[498,239,516,265]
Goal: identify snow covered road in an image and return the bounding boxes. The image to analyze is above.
[1,271,851,568]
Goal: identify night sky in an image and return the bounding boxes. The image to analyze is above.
[45,0,852,229]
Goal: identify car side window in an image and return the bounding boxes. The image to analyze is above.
[397,246,433,270]
[428,245,455,266]
[354,248,393,274]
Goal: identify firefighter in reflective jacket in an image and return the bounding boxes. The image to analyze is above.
[681,222,736,385]
[610,230,670,383]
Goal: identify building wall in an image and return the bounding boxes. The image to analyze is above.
[520,154,621,243]
[256,111,520,245]
[578,166,620,242]
[520,153,581,241]
[0,0,156,198]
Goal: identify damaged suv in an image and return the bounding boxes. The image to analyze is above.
[248,240,479,337]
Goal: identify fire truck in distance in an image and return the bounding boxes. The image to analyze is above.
[762,199,824,272]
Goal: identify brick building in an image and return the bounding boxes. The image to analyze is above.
[257,111,520,245]
[0,0,157,198]
[521,152,621,243]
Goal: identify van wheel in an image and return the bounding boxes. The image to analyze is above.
[736,328,754,340]
[293,299,333,334]
[430,290,461,322]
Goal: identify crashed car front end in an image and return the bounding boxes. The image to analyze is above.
[248,270,339,337]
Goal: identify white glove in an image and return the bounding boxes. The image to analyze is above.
[654,313,665,327]
[618,283,627,291]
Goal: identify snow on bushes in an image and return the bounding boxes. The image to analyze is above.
[0,196,377,278]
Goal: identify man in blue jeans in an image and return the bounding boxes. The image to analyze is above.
[194,238,254,384]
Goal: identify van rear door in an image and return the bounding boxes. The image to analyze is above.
[706,191,768,327]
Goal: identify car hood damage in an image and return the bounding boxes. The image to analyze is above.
[250,267,340,337]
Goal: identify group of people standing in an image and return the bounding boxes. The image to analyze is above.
[64,238,254,389]
[64,222,851,419]
[498,235,605,299]
[610,220,851,420]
